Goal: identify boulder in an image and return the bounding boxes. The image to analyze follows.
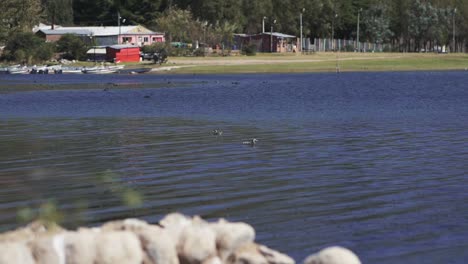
[0,220,63,243]
[210,219,256,261]
[177,216,217,264]
[159,213,193,229]
[101,218,179,264]
[95,231,144,264]
[101,218,152,232]
[135,225,179,264]
[303,246,361,264]
[227,242,294,264]
[63,231,97,264]
[0,241,35,264]
[28,234,65,264]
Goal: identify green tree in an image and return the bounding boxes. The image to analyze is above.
[42,0,74,26]
[0,0,42,44]
[56,34,89,60]
[241,0,273,34]
[407,0,439,51]
[362,2,392,44]
[2,32,54,63]
[388,0,410,51]
[73,0,116,26]
[155,7,197,43]
[213,21,238,50]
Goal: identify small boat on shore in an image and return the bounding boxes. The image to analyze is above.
[82,65,124,74]
[7,65,30,74]
[62,67,84,74]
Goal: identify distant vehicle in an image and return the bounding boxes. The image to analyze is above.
[140,52,154,61]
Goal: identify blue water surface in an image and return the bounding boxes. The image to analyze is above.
[0,71,467,263]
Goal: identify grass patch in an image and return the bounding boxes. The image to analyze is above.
[165,53,468,74]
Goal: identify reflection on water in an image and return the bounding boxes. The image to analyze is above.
[0,72,468,263]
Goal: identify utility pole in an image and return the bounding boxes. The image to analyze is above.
[356,8,362,52]
[453,8,457,53]
[262,17,267,33]
[331,13,337,51]
[118,11,121,44]
[300,8,305,53]
[270,19,276,53]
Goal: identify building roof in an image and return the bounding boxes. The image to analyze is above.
[39,25,163,37]
[33,23,63,33]
[262,32,296,38]
[107,44,140,50]
[86,48,107,54]
[236,32,297,39]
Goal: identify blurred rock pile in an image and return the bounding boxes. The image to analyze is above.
[0,213,360,264]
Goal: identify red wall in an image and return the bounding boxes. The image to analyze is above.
[106,47,140,62]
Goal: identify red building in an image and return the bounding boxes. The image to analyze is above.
[106,45,140,63]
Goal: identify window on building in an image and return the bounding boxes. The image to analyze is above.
[122,37,132,43]
[144,37,149,43]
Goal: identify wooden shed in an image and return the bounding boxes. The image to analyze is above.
[235,32,297,53]
[106,44,140,63]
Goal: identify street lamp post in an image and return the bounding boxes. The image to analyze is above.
[89,35,96,63]
[300,8,305,53]
[118,12,121,44]
[270,19,276,53]
[453,8,457,53]
[331,13,337,51]
[118,12,126,44]
[356,8,362,52]
[262,16,267,33]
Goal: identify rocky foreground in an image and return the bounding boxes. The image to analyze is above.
[0,213,361,264]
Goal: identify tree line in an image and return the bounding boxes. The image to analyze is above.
[1,0,467,52]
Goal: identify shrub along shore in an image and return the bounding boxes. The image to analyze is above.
[0,213,361,264]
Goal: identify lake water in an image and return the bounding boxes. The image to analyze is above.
[0,72,467,263]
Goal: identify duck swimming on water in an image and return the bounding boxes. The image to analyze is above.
[242,138,258,146]
[212,129,223,136]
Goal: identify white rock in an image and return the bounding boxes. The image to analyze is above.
[28,234,65,264]
[63,231,98,264]
[226,242,268,264]
[202,256,223,264]
[258,245,295,264]
[0,220,63,243]
[177,217,217,264]
[303,246,361,264]
[135,226,179,264]
[210,219,256,260]
[227,242,295,264]
[101,218,179,264]
[159,213,193,229]
[0,241,35,264]
[101,218,151,232]
[95,231,143,264]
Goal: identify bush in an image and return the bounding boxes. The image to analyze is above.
[141,42,166,54]
[344,44,355,52]
[382,45,395,52]
[241,44,257,56]
[168,47,192,57]
[2,32,54,63]
[37,43,55,61]
[193,48,205,57]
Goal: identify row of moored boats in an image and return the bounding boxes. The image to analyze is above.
[0,65,125,74]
